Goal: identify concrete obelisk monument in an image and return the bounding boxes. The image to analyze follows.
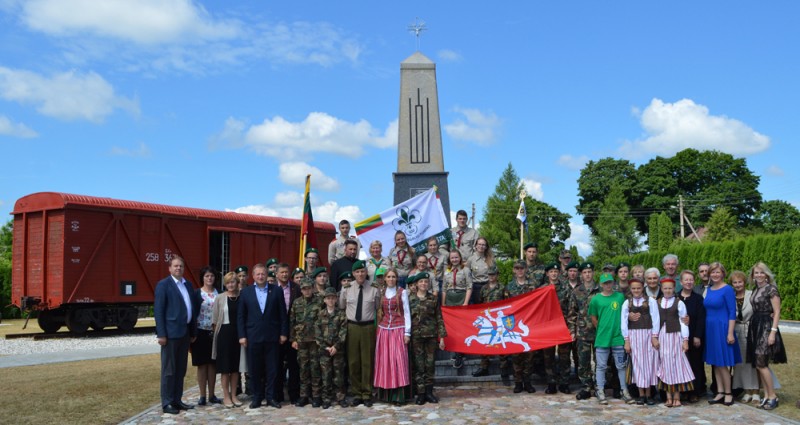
[393,20,451,225]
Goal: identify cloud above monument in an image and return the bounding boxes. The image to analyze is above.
[619,98,770,160]
[444,106,503,146]
[229,191,363,225]
[521,178,544,201]
[437,49,462,62]
[278,161,340,192]
[0,115,37,138]
[211,113,397,161]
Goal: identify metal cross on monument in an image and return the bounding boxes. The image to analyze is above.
[407,17,427,51]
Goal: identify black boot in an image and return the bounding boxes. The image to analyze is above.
[311,397,321,408]
[425,385,439,403]
[558,384,571,394]
[295,397,309,407]
[545,383,557,394]
[472,368,489,377]
[524,382,536,393]
[415,394,426,405]
[514,382,524,393]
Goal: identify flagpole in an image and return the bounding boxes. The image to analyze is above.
[518,189,526,260]
[299,174,311,268]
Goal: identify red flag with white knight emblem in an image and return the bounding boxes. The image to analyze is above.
[441,285,572,355]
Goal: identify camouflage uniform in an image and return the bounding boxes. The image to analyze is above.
[527,262,547,376]
[290,295,323,400]
[315,305,348,403]
[567,282,600,392]
[409,292,447,394]
[555,281,576,386]
[478,283,510,371]
[505,278,537,385]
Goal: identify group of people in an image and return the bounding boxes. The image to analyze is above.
[153,212,788,415]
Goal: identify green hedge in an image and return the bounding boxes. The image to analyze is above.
[606,231,800,320]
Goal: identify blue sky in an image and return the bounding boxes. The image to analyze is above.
[1,1,798,256]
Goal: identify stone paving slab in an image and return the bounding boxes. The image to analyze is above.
[123,385,798,425]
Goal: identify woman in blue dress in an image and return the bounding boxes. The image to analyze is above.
[704,262,742,406]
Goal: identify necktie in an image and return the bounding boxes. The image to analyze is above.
[355,285,363,322]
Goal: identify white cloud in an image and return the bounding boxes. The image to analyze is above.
[109,142,151,158]
[278,162,340,192]
[565,221,592,258]
[0,115,37,138]
[437,49,462,62]
[557,154,590,170]
[212,113,396,161]
[14,1,363,73]
[619,98,770,159]
[0,66,139,122]
[521,178,544,201]
[20,0,239,45]
[766,165,784,177]
[444,107,502,146]
[229,195,363,224]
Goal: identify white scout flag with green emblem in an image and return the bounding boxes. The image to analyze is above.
[354,187,450,257]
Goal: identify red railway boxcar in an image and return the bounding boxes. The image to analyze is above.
[11,192,335,334]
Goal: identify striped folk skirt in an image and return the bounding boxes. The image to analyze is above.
[628,328,660,388]
[374,325,411,390]
[657,327,695,392]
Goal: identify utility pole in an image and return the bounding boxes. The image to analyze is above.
[470,203,476,228]
[679,196,685,239]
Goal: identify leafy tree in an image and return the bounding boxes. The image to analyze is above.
[648,213,659,250]
[576,158,640,232]
[480,163,572,260]
[590,185,640,262]
[0,220,14,318]
[758,200,800,234]
[657,212,673,251]
[706,206,737,242]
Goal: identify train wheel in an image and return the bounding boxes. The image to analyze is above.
[89,322,106,331]
[65,310,90,334]
[37,310,63,333]
[117,307,138,332]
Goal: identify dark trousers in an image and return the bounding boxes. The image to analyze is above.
[347,322,376,400]
[248,341,280,402]
[274,343,300,402]
[687,342,707,396]
[160,334,190,407]
[470,281,487,305]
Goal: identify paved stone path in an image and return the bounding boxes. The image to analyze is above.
[123,385,797,425]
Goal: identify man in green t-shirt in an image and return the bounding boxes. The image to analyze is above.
[588,273,633,405]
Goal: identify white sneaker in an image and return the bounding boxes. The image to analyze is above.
[596,390,608,405]
[740,394,752,403]
[622,390,635,404]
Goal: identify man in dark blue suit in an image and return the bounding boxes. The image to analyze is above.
[154,255,198,415]
[239,263,290,409]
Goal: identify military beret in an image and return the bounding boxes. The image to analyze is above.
[339,271,354,281]
[406,274,417,285]
[375,267,387,277]
[566,261,579,270]
[299,277,314,288]
[292,267,305,277]
[324,287,338,297]
[579,262,594,271]
[513,259,526,268]
[602,263,615,271]
[267,271,276,278]
[544,262,559,272]
[487,265,499,275]
[415,272,430,281]
[352,260,366,271]
[616,262,631,272]
[311,267,327,278]
[265,258,279,267]
[523,242,538,251]
[599,273,615,284]
[305,247,318,255]
[234,265,249,273]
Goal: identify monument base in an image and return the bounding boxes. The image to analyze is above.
[393,171,451,227]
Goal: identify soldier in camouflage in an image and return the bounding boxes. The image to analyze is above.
[540,263,566,394]
[523,243,546,377]
[472,266,510,377]
[315,287,349,409]
[290,277,323,407]
[505,260,537,393]
[555,261,578,394]
[567,262,600,400]
[557,249,572,284]
[408,273,447,405]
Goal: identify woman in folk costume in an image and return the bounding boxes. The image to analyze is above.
[621,278,660,406]
[656,278,695,407]
[373,268,412,404]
